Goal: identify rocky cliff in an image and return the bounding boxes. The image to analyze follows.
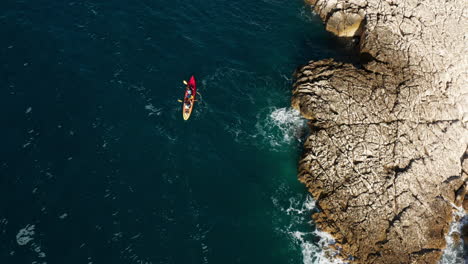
[293,0,468,263]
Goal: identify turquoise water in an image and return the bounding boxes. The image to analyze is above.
[0,0,347,263]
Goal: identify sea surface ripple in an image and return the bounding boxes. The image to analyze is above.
[0,0,352,263]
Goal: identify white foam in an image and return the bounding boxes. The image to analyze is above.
[293,230,344,264]
[286,195,316,215]
[32,243,46,258]
[145,103,162,116]
[439,206,467,264]
[59,213,68,219]
[288,227,344,264]
[130,233,141,240]
[16,224,35,246]
[293,200,468,264]
[290,227,345,264]
[273,193,344,264]
[270,108,305,138]
[0,218,8,236]
[254,107,306,150]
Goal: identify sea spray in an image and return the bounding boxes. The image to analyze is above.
[269,107,307,143]
[292,229,345,264]
[439,206,467,264]
[254,107,307,150]
[273,192,345,264]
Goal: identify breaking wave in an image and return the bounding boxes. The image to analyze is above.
[439,206,467,264]
[292,230,345,264]
[254,107,307,150]
[288,200,468,264]
[16,224,35,246]
[273,192,344,264]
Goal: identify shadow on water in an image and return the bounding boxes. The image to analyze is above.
[295,32,362,69]
[292,9,364,70]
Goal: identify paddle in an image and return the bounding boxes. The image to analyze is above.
[179,80,188,103]
[180,79,200,102]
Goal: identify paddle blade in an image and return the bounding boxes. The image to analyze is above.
[177,99,183,103]
[183,80,188,85]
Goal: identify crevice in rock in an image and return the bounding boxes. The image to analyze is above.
[375,239,388,245]
[443,175,461,184]
[387,205,411,230]
[410,248,441,256]
[360,51,388,66]
[391,157,422,175]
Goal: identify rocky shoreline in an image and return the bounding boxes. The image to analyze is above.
[293,0,468,263]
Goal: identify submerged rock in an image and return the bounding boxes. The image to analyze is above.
[294,0,468,263]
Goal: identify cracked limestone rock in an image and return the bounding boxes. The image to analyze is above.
[294,0,468,263]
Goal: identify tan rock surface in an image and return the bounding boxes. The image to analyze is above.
[294,0,468,263]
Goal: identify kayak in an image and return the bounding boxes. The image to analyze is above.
[182,76,196,120]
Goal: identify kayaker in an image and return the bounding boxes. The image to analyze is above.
[181,76,196,120]
[187,88,194,100]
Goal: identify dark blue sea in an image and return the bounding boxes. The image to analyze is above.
[0,0,348,263]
